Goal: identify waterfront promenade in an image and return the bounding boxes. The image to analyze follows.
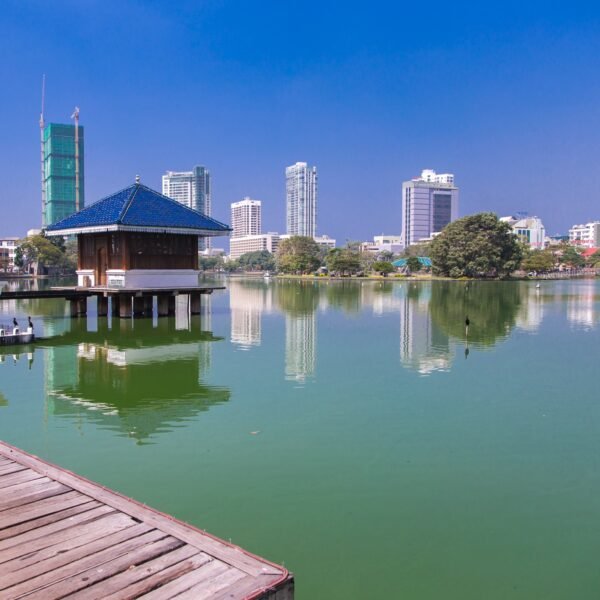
[0,441,293,599]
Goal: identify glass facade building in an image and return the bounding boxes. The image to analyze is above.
[43,123,85,227]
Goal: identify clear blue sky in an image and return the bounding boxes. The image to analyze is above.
[1,0,600,241]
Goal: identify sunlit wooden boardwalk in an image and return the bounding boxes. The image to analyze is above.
[0,442,293,599]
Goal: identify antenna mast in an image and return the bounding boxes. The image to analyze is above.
[40,75,46,227]
[71,106,80,212]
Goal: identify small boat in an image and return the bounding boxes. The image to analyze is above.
[0,326,35,347]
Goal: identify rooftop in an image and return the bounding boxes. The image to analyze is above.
[46,182,231,237]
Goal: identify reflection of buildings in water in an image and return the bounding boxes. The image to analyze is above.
[44,319,79,395]
[285,313,316,382]
[44,321,228,443]
[516,286,545,332]
[360,283,405,315]
[229,281,272,349]
[399,287,453,375]
[566,283,598,327]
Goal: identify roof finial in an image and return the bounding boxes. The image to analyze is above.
[135,174,141,184]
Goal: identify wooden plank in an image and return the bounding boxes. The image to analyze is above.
[0,511,135,570]
[176,566,247,599]
[0,480,69,512]
[0,443,283,578]
[0,469,44,490]
[4,528,168,597]
[27,535,185,599]
[210,574,295,600]
[0,500,99,541]
[0,504,113,555]
[0,463,27,477]
[0,475,53,499]
[67,546,206,600]
[0,491,90,529]
[138,560,231,599]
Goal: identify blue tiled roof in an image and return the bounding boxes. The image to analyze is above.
[46,183,231,234]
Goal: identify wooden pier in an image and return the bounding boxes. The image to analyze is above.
[0,286,224,319]
[0,442,293,599]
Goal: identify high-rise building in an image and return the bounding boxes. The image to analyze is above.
[42,123,84,227]
[162,166,211,249]
[231,198,261,238]
[286,162,317,237]
[229,233,280,260]
[401,169,458,247]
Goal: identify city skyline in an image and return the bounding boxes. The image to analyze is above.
[2,2,600,240]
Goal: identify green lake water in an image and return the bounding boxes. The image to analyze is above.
[0,278,599,598]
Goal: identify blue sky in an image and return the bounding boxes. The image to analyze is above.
[1,0,600,241]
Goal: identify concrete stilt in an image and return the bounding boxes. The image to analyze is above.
[157,295,170,317]
[143,296,153,316]
[69,297,87,318]
[190,293,201,315]
[133,296,145,317]
[97,295,109,317]
[111,295,120,317]
[119,295,133,318]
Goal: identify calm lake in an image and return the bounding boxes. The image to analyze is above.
[0,277,599,598]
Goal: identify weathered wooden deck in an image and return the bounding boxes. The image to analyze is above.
[0,442,293,599]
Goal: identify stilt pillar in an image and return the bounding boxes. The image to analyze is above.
[157,294,170,317]
[133,295,145,317]
[111,295,120,316]
[190,293,201,315]
[119,295,132,318]
[69,297,87,318]
[97,295,108,317]
[143,296,154,316]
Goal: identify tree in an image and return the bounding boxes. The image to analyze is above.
[15,235,73,273]
[276,236,322,274]
[377,250,395,262]
[430,213,523,278]
[558,245,585,268]
[325,247,361,276]
[372,261,394,276]
[521,249,555,273]
[406,256,422,273]
[198,255,224,271]
[402,242,431,258]
[237,250,276,272]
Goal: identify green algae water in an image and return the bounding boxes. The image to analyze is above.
[1,278,599,599]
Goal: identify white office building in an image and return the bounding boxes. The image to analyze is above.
[162,166,211,250]
[313,235,336,250]
[500,215,546,249]
[229,233,281,260]
[402,169,459,247]
[231,198,261,238]
[569,222,600,248]
[286,162,317,237]
[0,238,19,271]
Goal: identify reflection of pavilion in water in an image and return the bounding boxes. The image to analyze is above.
[398,285,453,375]
[229,280,272,348]
[43,316,229,444]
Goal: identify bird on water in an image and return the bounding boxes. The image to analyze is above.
[28,316,33,330]
[12,318,18,328]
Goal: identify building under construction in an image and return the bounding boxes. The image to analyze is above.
[42,118,84,228]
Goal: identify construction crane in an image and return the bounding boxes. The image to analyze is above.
[39,75,46,227]
[71,106,80,212]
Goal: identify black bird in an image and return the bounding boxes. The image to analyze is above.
[12,318,18,328]
[28,316,33,330]
[465,316,470,327]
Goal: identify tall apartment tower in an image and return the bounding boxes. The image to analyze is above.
[231,198,261,238]
[401,169,458,247]
[42,123,85,227]
[286,162,317,237]
[162,165,211,249]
